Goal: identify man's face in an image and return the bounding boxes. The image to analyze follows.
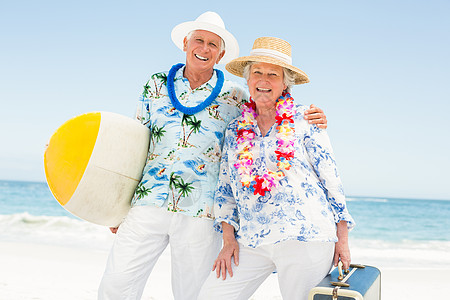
[183,30,225,73]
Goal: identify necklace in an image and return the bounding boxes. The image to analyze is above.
[166,63,224,115]
[234,92,296,196]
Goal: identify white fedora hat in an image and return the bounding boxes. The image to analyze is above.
[171,11,239,64]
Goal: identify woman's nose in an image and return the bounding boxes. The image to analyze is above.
[260,74,270,82]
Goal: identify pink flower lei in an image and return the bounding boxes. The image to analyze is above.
[234,91,296,196]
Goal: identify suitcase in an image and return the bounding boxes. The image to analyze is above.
[308,262,381,300]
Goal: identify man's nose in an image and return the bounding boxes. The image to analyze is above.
[202,42,210,52]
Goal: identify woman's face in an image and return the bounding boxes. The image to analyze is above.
[247,62,287,107]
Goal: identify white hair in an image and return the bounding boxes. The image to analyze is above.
[243,62,295,93]
[186,30,225,52]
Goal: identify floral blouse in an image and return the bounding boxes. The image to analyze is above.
[214,103,355,248]
[132,65,248,219]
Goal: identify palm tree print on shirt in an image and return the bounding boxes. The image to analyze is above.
[180,114,201,148]
[154,73,168,98]
[142,73,168,100]
[168,172,194,212]
[147,124,166,161]
[133,182,152,202]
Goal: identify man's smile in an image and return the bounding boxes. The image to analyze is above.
[195,54,209,61]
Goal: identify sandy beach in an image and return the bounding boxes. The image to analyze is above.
[1,240,448,300]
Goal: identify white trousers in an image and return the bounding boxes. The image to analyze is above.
[98,205,221,300]
[198,240,334,300]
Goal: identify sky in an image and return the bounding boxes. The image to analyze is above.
[1,0,449,200]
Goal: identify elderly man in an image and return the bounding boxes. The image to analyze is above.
[98,12,327,300]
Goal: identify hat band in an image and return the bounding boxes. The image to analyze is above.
[249,48,292,65]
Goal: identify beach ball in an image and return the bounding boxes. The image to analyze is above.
[44,112,150,227]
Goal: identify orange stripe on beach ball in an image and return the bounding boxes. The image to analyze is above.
[44,112,101,206]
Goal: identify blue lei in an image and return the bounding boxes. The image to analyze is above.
[166,63,224,115]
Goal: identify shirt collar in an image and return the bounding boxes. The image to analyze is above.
[175,65,217,90]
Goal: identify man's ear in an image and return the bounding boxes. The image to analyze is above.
[216,50,225,64]
[183,37,188,52]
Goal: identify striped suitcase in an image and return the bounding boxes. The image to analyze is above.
[308,263,381,300]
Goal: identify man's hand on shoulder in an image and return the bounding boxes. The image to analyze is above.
[304,104,327,129]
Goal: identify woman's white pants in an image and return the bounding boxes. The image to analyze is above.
[98,205,221,300]
[198,240,334,300]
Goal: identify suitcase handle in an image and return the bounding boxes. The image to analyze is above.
[331,281,350,287]
[338,261,366,280]
[337,261,345,280]
[350,263,366,269]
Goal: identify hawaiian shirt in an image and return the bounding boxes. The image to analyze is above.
[132,65,248,219]
[214,103,355,248]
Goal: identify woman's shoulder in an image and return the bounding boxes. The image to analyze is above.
[226,117,240,132]
[293,102,308,122]
[292,102,325,135]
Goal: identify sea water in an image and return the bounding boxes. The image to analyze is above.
[1,180,450,268]
[0,180,113,251]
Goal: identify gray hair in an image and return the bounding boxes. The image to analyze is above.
[243,62,295,93]
[186,30,225,53]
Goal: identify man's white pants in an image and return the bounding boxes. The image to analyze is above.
[98,205,221,300]
[198,240,334,300]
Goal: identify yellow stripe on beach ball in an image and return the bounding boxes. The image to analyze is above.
[44,112,101,206]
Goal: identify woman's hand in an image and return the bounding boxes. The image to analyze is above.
[213,222,239,280]
[304,104,327,129]
[334,221,351,271]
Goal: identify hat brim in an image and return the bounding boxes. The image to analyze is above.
[171,21,239,64]
[225,56,310,85]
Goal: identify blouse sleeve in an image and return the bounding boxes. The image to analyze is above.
[213,124,240,233]
[304,125,355,230]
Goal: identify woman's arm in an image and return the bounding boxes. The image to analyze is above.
[212,222,240,280]
[334,220,351,271]
[213,122,241,233]
[304,124,355,228]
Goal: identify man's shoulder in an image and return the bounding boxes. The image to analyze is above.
[141,71,169,95]
[219,79,249,106]
[222,79,246,93]
[149,71,169,82]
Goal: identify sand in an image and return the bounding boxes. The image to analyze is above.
[0,241,447,299]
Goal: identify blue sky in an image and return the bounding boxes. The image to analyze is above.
[1,0,449,200]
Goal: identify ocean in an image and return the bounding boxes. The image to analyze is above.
[1,180,450,268]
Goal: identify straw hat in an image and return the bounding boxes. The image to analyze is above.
[225,37,309,85]
[171,11,239,64]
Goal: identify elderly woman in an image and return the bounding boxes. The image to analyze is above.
[198,37,355,300]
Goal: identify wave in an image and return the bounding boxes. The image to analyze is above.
[0,213,114,251]
[349,238,450,269]
[346,197,389,203]
[2,213,450,269]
